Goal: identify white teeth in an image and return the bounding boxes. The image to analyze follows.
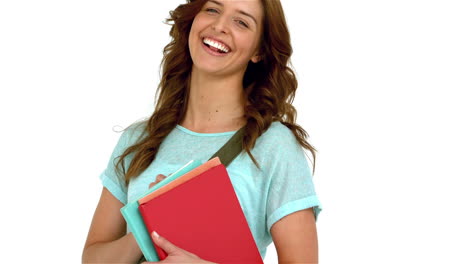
[203,38,229,53]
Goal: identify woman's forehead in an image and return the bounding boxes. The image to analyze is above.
[205,0,263,19]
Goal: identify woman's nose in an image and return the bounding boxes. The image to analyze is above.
[211,15,230,34]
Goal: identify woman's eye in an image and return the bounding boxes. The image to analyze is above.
[205,8,219,14]
[236,20,249,28]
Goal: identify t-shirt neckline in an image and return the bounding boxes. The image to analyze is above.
[176,125,238,137]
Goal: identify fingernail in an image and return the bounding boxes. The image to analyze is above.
[152,231,160,240]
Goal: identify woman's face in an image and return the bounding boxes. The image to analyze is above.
[188,0,263,77]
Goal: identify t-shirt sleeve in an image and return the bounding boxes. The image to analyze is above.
[265,128,323,235]
[99,127,135,205]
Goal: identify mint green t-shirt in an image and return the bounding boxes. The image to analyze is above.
[100,121,323,259]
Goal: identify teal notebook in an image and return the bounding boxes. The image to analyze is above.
[121,160,203,262]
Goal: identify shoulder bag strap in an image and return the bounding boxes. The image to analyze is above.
[209,126,245,167]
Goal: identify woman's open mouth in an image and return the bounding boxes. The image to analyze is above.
[201,37,231,56]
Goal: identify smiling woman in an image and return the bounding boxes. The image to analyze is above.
[82,0,323,263]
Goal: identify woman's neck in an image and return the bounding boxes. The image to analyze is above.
[180,69,246,133]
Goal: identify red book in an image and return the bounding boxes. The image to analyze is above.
[138,164,264,264]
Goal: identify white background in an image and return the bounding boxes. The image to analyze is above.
[1,0,467,263]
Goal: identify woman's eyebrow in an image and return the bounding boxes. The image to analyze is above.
[238,10,258,25]
[207,0,258,25]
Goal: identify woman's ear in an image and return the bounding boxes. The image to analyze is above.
[251,54,262,63]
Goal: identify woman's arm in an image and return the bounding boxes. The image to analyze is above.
[271,208,318,264]
[82,187,142,263]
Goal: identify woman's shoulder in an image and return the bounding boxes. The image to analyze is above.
[119,120,148,146]
[257,121,297,144]
[247,121,311,172]
[252,121,301,154]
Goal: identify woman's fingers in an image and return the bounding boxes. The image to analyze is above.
[151,231,188,256]
[149,174,167,189]
[156,174,167,183]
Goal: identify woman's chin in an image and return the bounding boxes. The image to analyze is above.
[192,63,227,76]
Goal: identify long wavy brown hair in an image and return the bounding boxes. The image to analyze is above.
[116,0,316,183]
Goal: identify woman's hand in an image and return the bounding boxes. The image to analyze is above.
[142,231,217,264]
